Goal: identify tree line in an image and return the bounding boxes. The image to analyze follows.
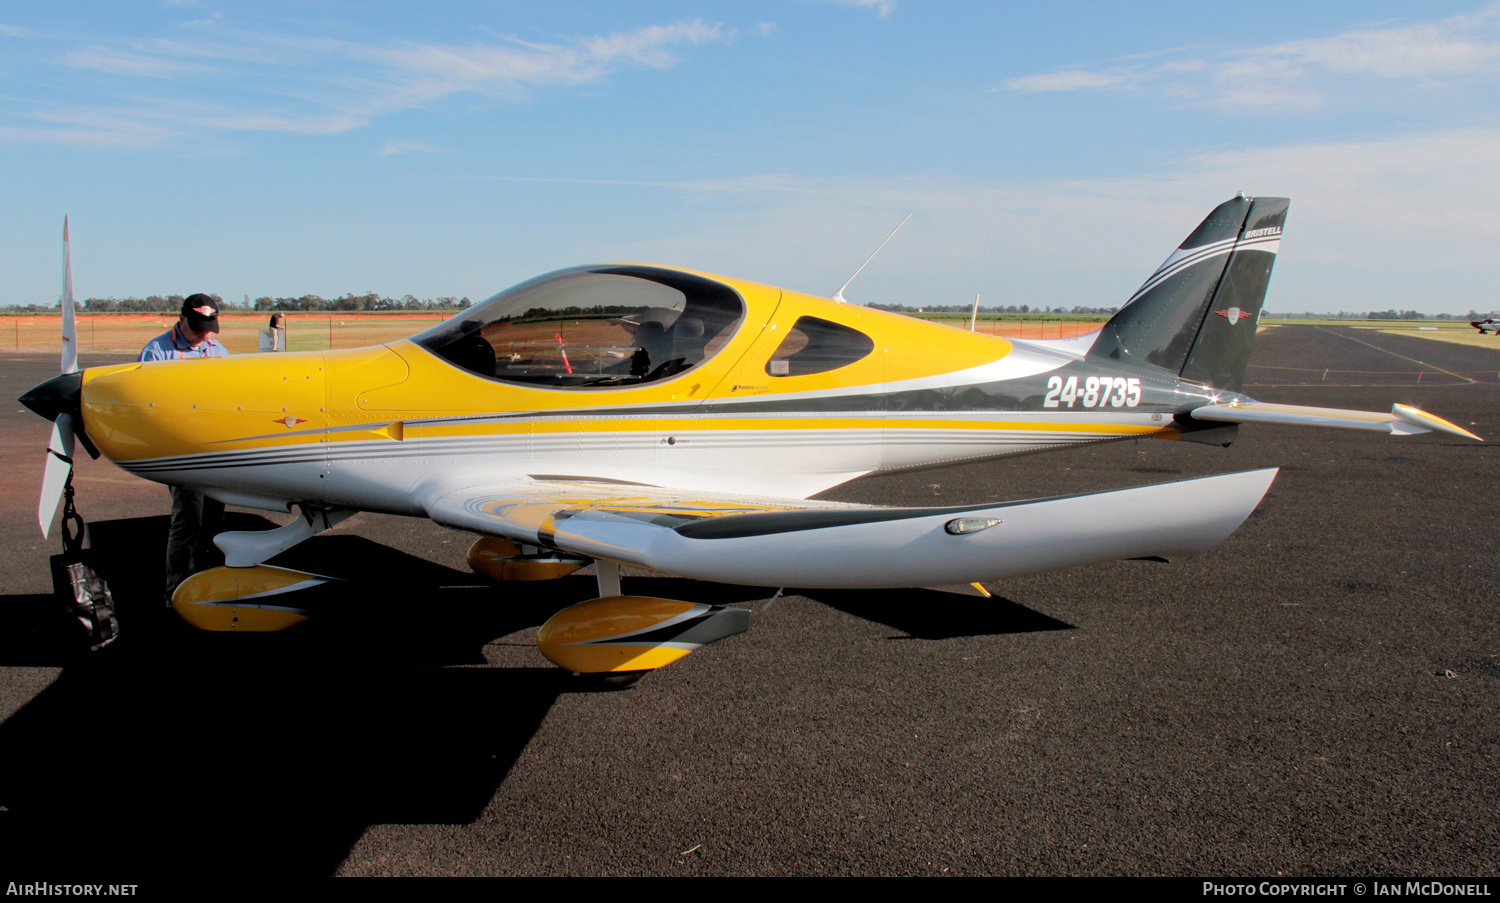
[1264,310,1493,320]
[39,293,474,313]
[5,296,1491,319]
[869,303,1121,315]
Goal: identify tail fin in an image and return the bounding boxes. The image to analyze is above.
[1088,195,1289,392]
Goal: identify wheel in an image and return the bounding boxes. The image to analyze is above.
[570,670,647,690]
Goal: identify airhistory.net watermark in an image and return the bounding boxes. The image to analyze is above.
[5,886,137,896]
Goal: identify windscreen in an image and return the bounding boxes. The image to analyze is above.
[413,266,745,388]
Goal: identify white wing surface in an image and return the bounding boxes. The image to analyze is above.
[424,470,1279,589]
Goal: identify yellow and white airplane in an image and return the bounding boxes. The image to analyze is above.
[21,196,1481,679]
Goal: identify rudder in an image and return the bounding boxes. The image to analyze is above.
[1179,197,1289,391]
[1088,195,1289,392]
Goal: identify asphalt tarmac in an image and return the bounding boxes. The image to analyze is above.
[0,325,1495,878]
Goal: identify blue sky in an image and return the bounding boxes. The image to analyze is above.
[3,1,1499,313]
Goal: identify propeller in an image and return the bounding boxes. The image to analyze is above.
[21,217,93,539]
[39,414,75,538]
[61,216,78,376]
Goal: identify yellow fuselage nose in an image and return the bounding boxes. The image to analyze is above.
[82,352,332,462]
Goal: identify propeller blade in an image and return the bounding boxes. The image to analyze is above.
[61,217,79,375]
[39,413,75,539]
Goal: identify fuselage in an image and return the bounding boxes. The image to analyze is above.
[76,265,1235,515]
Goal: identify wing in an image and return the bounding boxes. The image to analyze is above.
[424,470,1279,589]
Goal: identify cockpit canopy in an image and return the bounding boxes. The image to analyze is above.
[413,266,745,389]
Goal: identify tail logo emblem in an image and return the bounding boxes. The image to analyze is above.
[1216,307,1250,325]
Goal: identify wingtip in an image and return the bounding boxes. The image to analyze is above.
[1391,404,1483,441]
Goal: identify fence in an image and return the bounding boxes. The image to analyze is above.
[3,312,451,355]
[5,313,1108,354]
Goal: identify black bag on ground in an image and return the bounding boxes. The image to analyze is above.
[49,552,119,653]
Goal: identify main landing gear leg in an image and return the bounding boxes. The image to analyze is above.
[213,506,355,568]
[594,560,621,597]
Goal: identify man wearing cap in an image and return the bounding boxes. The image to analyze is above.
[139,293,230,361]
[139,294,230,605]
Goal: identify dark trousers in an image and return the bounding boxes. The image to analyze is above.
[165,486,225,602]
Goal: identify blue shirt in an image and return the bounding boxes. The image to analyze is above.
[138,324,230,362]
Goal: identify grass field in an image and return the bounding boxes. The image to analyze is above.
[1261,317,1500,350]
[8,311,1498,355]
[0,312,451,355]
[1,310,1108,354]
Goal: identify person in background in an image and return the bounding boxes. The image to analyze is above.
[268,312,286,351]
[138,294,229,604]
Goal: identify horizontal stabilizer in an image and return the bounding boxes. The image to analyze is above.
[1190,402,1481,441]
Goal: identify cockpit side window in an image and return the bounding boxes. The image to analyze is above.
[765,317,875,377]
[413,266,745,389]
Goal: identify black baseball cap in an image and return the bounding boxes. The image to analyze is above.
[182,294,220,333]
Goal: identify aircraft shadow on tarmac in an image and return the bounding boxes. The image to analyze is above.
[802,588,1075,639]
[0,515,637,877]
[0,514,1064,876]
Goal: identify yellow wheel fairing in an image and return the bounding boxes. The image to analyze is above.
[466,536,522,566]
[465,536,590,581]
[536,596,752,673]
[170,564,329,631]
[175,603,309,633]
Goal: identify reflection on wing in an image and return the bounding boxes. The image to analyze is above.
[424,470,1279,589]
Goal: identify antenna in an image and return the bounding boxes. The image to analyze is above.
[831,211,912,303]
[969,217,993,332]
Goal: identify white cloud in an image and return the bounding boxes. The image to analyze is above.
[4,19,728,147]
[453,172,837,194]
[378,140,441,157]
[1001,69,1134,94]
[587,126,1500,313]
[0,109,179,147]
[821,0,897,18]
[0,23,30,38]
[65,46,205,78]
[198,111,367,134]
[1001,4,1500,110]
[1244,7,1500,78]
[373,19,724,100]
